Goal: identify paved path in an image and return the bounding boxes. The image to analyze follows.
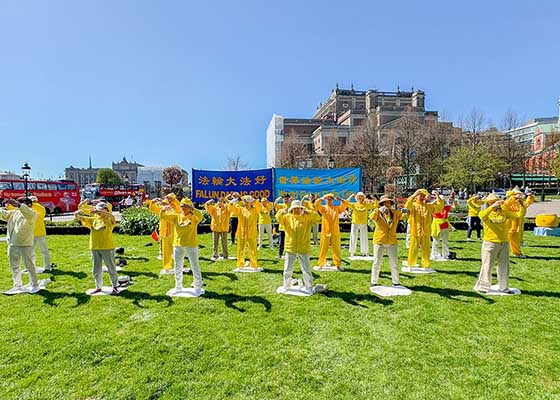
[526,200,560,218]
[45,211,122,223]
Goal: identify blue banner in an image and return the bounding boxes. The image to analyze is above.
[274,168,362,199]
[192,169,274,203]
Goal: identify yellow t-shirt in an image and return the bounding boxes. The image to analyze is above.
[258,201,273,225]
[32,202,47,237]
[348,201,376,224]
[276,209,321,254]
[205,203,231,233]
[480,206,521,243]
[162,209,203,247]
[79,214,116,250]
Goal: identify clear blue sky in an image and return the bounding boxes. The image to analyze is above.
[1,0,558,179]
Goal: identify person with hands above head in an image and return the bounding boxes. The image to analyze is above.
[257,197,274,250]
[431,191,458,260]
[502,187,534,258]
[473,194,524,294]
[227,192,241,245]
[276,200,322,293]
[314,193,349,269]
[369,195,405,287]
[205,197,231,260]
[147,197,175,273]
[229,194,262,269]
[404,189,444,269]
[466,193,484,241]
[302,194,320,245]
[161,198,204,295]
[29,196,56,272]
[75,202,120,295]
[0,197,40,293]
[347,192,377,257]
[274,194,292,258]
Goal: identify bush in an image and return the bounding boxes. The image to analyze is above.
[120,206,159,235]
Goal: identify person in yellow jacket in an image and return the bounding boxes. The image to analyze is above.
[0,198,40,293]
[276,200,322,293]
[347,192,377,257]
[227,192,241,245]
[369,195,405,286]
[274,194,292,258]
[75,202,119,295]
[161,198,204,295]
[29,196,55,271]
[147,198,175,273]
[229,195,262,269]
[430,192,458,260]
[314,193,348,269]
[405,189,444,268]
[473,194,524,294]
[503,188,534,258]
[205,197,231,260]
[257,198,274,250]
[466,193,484,241]
[520,189,535,246]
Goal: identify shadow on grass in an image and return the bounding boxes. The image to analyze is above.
[529,245,560,249]
[121,255,150,262]
[37,290,91,307]
[203,271,238,282]
[526,255,560,261]
[203,291,272,313]
[521,290,560,299]
[126,270,160,279]
[343,268,370,275]
[262,268,283,275]
[118,290,174,307]
[457,257,481,262]
[51,269,88,280]
[323,290,393,308]
[408,285,496,304]
[434,269,525,282]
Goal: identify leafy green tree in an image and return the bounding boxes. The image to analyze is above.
[96,168,122,185]
[442,145,506,191]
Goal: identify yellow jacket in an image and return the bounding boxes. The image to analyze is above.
[479,206,523,243]
[404,196,444,237]
[314,199,348,237]
[502,197,527,233]
[32,202,47,237]
[258,201,273,224]
[205,203,231,233]
[162,209,203,247]
[348,201,376,224]
[275,203,288,231]
[77,213,116,250]
[229,202,262,240]
[369,208,403,245]
[0,204,37,246]
[467,196,484,217]
[276,209,321,254]
[148,201,174,238]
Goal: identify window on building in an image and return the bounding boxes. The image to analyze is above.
[342,103,348,108]
[0,182,12,190]
[13,182,24,190]
[27,183,37,190]
[48,183,58,190]
[36,183,47,190]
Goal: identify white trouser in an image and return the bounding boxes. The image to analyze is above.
[174,246,203,290]
[258,224,273,249]
[32,236,51,268]
[371,244,400,285]
[8,245,38,288]
[283,252,313,291]
[475,241,510,291]
[431,229,449,259]
[405,223,411,249]
[312,224,319,245]
[350,223,369,255]
[92,249,118,289]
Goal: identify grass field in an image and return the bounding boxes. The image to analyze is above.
[0,231,559,400]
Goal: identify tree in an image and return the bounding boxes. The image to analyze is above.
[162,166,185,199]
[96,168,122,185]
[442,145,506,192]
[342,113,389,193]
[226,155,248,171]
[278,136,310,168]
[459,107,488,146]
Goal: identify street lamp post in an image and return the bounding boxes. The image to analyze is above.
[21,162,31,197]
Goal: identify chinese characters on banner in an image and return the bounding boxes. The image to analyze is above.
[192,169,274,202]
[274,168,362,199]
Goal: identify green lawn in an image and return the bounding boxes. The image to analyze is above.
[1,231,559,400]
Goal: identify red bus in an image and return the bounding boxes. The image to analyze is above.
[0,179,80,214]
[83,183,146,210]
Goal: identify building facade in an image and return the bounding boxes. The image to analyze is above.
[137,166,189,197]
[64,166,99,186]
[112,157,143,183]
[266,86,440,167]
